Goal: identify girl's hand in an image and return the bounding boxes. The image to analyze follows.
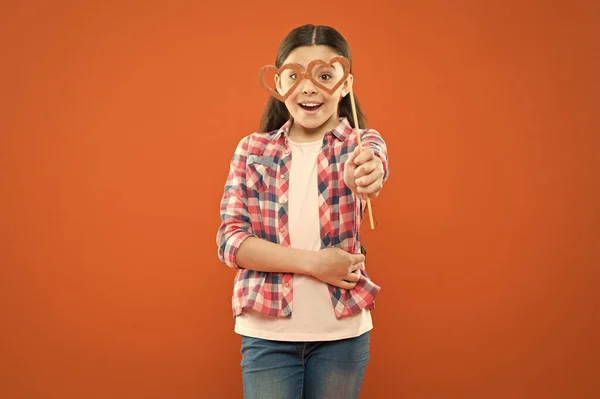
[309,248,364,290]
[344,146,385,199]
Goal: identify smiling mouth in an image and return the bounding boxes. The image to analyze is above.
[299,102,323,111]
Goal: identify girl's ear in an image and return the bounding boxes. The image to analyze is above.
[275,73,282,95]
[341,74,354,98]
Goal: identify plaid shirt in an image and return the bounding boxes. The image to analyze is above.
[216,117,389,319]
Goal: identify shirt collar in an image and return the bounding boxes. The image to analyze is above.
[272,117,354,142]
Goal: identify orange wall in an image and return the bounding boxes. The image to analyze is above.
[1,1,598,398]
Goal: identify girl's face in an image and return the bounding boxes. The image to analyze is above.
[276,45,352,132]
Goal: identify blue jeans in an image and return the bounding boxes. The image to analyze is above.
[240,331,370,399]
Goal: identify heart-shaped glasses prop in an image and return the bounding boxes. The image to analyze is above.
[258,56,350,102]
[258,56,375,230]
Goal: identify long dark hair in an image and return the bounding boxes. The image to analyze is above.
[259,24,367,133]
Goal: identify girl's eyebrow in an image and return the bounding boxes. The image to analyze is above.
[280,61,306,71]
[293,62,307,70]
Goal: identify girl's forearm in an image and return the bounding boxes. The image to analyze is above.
[236,237,317,275]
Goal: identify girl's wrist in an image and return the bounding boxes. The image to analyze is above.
[299,250,319,276]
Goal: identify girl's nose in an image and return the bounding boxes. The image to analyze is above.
[301,78,317,95]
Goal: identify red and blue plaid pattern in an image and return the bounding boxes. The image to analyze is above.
[217,117,389,319]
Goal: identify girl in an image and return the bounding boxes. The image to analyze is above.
[216,24,389,399]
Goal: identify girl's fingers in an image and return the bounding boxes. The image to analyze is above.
[354,161,377,179]
[339,280,358,290]
[354,148,374,165]
[345,271,360,283]
[355,171,378,187]
[357,179,383,195]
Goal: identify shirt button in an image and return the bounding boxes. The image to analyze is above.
[280,174,285,179]
[279,198,286,205]
[283,149,290,155]
[280,227,285,233]
[284,283,289,288]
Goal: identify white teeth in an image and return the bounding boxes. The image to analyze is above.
[301,103,320,106]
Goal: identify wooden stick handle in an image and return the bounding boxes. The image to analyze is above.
[349,86,375,230]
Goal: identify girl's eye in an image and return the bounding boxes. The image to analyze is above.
[290,73,297,80]
[320,74,331,81]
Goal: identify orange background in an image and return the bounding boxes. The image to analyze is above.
[1,1,598,398]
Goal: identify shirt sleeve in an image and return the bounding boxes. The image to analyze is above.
[361,128,390,183]
[216,136,255,269]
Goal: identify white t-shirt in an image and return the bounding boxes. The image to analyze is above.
[234,138,373,341]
